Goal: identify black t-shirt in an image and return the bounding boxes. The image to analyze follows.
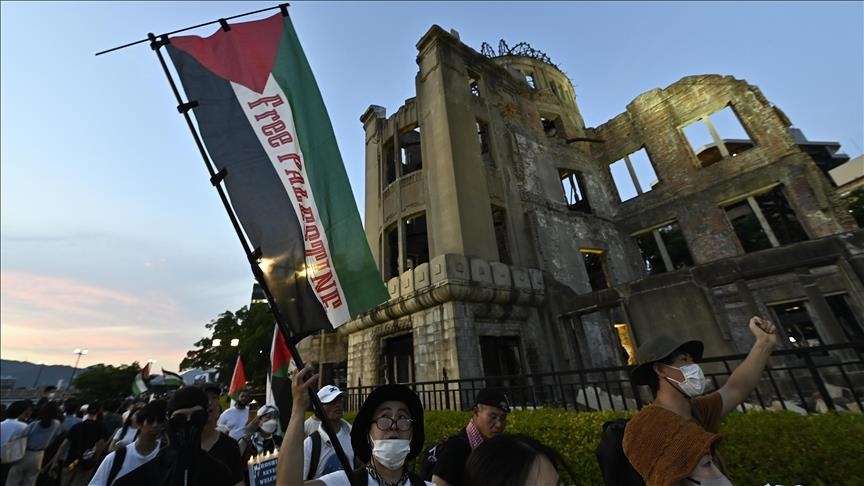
[66,419,110,466]
[431,429,472,486]
[206,432,244,485]
[116,447,237,486]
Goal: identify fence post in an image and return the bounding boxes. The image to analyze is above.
[443,367,450,410]
[802,349,836,412]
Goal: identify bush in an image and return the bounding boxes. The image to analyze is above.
[400,409,863,486]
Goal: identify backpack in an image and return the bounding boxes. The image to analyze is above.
[106,447,128,486]
[306,431,323,481]
[418,440,445,481]
[595,419,645,486]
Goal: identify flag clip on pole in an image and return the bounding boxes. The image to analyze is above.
[146,17,361,485]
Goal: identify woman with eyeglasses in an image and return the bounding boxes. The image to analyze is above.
[278,364,431,486]
[88,400,166,486]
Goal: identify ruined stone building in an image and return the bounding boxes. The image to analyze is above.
[297,26,864,401]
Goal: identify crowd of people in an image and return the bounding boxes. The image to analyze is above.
[0,315,777,486]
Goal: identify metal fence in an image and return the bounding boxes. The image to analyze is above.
[345,342,864,414]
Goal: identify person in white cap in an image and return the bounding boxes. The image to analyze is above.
[301,385,355,480]
[238,404,283,459]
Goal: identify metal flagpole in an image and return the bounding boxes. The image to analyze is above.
[144,12,359,485]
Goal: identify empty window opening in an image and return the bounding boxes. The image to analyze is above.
[683,105,753,167]
[550,82,558,96]
[540,116,562,138]
[525,72,536,89]
[633,221,693,276]
[558,169,591,213]
[771,301,825,349]
[383,140,397,186]
[613,323,637,365]
[491,206,512,264]
[384,224,399,280]
[381,333,414,384]
[477,119,495,167]
[400,128,422,176]
[581,248,609,291]
[468,74,480,97]
[724,186,808,253]
[404,214,429,271]
[609,148,659,202]
[825,294,864,342]
[480,335,526,401]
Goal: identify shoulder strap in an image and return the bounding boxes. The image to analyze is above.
[106,447,127,486]
[306,431,322,481]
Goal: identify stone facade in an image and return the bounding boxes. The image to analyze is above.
[300,25,863,402]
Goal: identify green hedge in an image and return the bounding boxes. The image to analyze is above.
[342,409,864,485]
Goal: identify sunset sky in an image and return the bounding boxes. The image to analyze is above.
[2,1,861,373]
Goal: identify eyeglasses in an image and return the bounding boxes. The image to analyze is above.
[373,415,413,431]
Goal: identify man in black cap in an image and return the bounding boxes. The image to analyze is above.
[277,365,428,485]
[623,315,777,486]
[429,388,511,486]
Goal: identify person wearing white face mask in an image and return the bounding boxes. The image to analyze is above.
[623,315,777,486]
[239,404,283,462]
[277,364,431,486]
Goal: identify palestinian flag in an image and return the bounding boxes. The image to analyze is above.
[166,11,388,341]
[132,372,148,395]
[227,355,247,401]
[268,323,296,430]
[162,368,185,388]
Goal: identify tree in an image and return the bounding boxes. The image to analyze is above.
[73,362,141,403]
[180,303,275,391]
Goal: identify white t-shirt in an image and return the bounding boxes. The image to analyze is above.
[111,426,139,450]
[217,407,250,441]
[303,416,320,437]
[318,470,433,486]
[302,420,354,479]
[88,441,160,486]
[0,419,27,446]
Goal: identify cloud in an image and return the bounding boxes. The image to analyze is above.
[0,271,206,370]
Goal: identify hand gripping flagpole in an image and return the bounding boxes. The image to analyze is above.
[144,11,359,486]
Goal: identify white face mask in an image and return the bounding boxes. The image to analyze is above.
[665,363,706,397]
[370,438,411,470]
[260,419,278,434]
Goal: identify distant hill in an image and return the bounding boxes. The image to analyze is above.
[0,359,207,389]
[0,359,94,389]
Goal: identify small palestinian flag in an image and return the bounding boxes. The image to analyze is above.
[166,11,388,341]
[162,368,184,388]
[132,371,148,396]
[227,355,247,401]
[268,323,296,429]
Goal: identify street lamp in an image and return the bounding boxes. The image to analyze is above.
[68,348,89,389]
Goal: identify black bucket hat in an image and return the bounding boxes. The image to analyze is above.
[350,384,425,463]
[630,335,704,386]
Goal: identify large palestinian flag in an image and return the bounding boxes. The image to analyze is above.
[166,12,388,339]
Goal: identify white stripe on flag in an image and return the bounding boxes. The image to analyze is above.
[232,77,350,327]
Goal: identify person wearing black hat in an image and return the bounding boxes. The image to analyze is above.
[622,315,777,486]
[277,365,429,486]
[429,388,511,486]
[112,387,239,486]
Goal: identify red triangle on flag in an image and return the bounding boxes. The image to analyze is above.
[270,324,295,378]
[228,355,247,399]
[141,362,151,380]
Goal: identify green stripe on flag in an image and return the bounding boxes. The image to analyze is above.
[272,17,389,318]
